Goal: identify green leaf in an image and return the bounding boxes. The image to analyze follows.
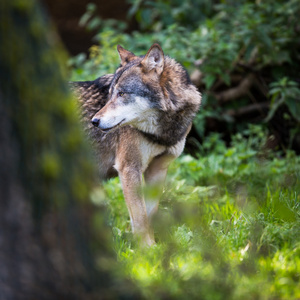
[87,17,102,31]
[204,74,216,89]
[269,87,282,96]
[285,98,300,122]
[79,12,92,27]
[264,97,285,122]
[221,72,231,86]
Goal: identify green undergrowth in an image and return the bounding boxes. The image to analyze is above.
[92,125,300,299]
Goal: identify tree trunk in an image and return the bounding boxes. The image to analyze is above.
[0,0,139,299]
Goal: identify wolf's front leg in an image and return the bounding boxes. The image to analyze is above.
[115,134,155,246]
[144,154,176,224]
[118,166,154,246]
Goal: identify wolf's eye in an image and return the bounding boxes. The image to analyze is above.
[117,92,125,97]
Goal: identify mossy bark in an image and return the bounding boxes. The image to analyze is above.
[0,0,139,299]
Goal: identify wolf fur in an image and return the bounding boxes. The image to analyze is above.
[70,44,201,246]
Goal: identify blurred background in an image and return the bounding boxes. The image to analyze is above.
[42,0,136,55]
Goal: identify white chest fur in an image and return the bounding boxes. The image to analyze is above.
[139,139,166,172]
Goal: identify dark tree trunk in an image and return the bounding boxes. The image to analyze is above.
[0,0,139,299]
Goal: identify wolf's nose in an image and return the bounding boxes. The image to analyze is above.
[91,118,100,127]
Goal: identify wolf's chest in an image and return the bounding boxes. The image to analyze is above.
[139,139,166,172]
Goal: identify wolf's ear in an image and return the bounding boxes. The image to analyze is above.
[141,44,164,75]
[117,45,136,65]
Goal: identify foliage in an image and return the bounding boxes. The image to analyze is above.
[69,0,300,151]
[266,77,300,123]
[127,0,217,31]
[90,126,300,299]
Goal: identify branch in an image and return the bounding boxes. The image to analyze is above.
[225,102,270,118]
[215,73,255,103]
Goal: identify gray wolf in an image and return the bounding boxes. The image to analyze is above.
[70,44,201,246]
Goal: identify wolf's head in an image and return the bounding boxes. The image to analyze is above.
[91,44,166,133]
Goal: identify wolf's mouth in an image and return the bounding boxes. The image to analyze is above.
[100,118,125,133]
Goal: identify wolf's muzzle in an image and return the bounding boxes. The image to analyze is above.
[91,118,125,132]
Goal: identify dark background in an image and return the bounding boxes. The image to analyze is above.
[42,0,135,55]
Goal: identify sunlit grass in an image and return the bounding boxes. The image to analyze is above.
[93,128,300,299]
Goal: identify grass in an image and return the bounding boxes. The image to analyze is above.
[92,126,300,299]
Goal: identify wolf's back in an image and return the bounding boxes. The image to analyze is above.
[70,74,113,122]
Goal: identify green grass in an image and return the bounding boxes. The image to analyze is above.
[92,126,300,299]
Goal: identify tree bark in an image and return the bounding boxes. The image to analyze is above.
[0,0,139,299]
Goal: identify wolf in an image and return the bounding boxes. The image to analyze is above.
[70,44,201,246]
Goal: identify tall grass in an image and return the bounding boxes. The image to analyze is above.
[91,125,300,299]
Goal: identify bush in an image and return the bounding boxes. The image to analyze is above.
[69,0,300,152]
